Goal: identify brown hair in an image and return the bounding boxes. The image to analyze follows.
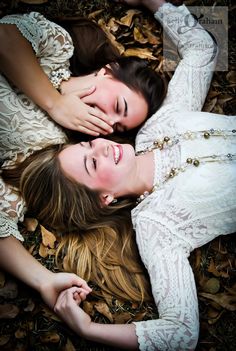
[60,18,166,122]
[2,145,152,302]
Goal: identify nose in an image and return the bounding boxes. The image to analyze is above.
[93,139,109,157]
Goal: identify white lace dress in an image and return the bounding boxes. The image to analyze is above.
[132,4,236,350]
[0,12,73,240]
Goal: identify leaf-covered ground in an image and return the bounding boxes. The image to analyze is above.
[0,0,235,350]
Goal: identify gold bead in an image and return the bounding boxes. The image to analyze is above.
[203,131,210,139]
[186,158,193,164]
[158,143,164,150]
[169,171,175,178]
[153,140,159,146]
[164,136,170,142]
[193,159,200,167]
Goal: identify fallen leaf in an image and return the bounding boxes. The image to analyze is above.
[133,27,148,44]
[0,304,20,319]
[142,27,161,45]
[107,18,119,33]
[0,280,18,299]
[39,243,49,258]
[199,292,236,311]
[0,335,10,346]
[226,71,236,84]
[15,328,27,339]
[119,10,141,27]
[23,298,35,312]
[113,312,132,323]
[88,9,104,19]
[202,278,220,294]
[124,48,157,60]
[207,309,224,325]
[62,338,76,351]
[42,306,61,322]
[40,225,56,248]
[94,301,113,322]
[203,97,217,112]
[40,331,60,343]
[133,311,147,321]
[207,258,221,277]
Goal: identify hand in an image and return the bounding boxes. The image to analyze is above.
[39,272,92,309]
[54,287,92,336]
[48,87,114,136]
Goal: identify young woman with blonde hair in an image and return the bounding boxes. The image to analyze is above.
[2,0,235,349]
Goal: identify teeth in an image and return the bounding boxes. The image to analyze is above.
[114,145,120,164]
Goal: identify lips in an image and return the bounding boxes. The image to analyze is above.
[113,145,123,164]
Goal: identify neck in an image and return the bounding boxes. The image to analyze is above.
[129,153,154,197]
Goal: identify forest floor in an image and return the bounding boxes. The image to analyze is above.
[0,0,235,350]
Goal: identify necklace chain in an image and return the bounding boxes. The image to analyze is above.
[136,128,236,204]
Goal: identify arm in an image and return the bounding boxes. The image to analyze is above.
[54,217,199,350]
[117,0,217,111]
[0,236,91,308]
[0,15,113,135]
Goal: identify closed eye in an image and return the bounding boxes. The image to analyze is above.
[92,157,97,170]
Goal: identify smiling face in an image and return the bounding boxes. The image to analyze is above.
[63,68,149,133]
[58,139,136,204]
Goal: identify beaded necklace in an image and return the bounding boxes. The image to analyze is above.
[136,128,236,204]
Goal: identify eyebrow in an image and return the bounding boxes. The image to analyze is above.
[84,155,90,176]
[123,97,128,117]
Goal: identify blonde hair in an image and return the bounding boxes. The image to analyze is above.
[2,144,152,303]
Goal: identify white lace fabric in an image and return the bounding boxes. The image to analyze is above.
[131,4,236,350]
[0,12,72,241]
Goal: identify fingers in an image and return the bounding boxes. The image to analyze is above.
[71,275,92,294]
[76,86,96,98]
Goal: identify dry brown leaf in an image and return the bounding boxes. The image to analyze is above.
[0,304,20,319]
[0,280,18,299]
[133,27,148,44]
[23,298,35,312]
[199,292,236,311]
[20,0,48,3]
[39,243,49,258]
[0,335,10,346]
[203,97,217,112]
[132,311,148,321]
[42,306,62,322]
[15,328,27,339]
[0,271,5,288]
[142,27,161,45]
[207,258,221,277]
[107,18,119,33]
[113,312,132,323]
[88,9,103,19]
[62,338,76,351]
[119,10,141,27]
[207,309,224,325]
[40,331,60,343]
[98,19,125,55]
[226,71,236,84]
[124,48,157,60]
[41,225,56,248]
[94,301,113,322]
[202,278,220,294]
[24,217,38,232]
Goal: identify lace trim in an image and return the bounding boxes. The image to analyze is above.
[0,214,24,242]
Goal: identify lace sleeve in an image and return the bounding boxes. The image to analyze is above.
[133,215,199,351]
[0,175,25,242]
[155,4,217,111]
[0,12,73,67]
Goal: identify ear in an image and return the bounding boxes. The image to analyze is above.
[100,193,114,206]
[97,65,112,77]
